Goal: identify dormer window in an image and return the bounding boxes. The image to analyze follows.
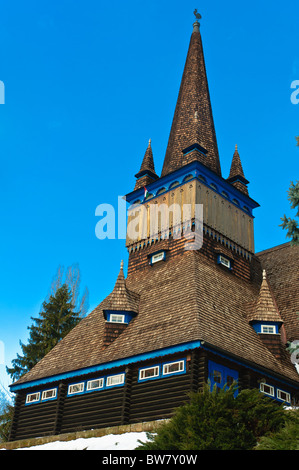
[217,254,232,270]
[261,324,276,334]
[150,250,166,265]
[252,322,279,335]
[110,313,125,323]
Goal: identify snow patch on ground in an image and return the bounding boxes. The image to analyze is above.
[15,432,149,450]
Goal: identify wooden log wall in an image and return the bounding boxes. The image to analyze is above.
[60,385,125,434]
[12,350,297,441]
[10,393,57,441]
[9,350,207,441]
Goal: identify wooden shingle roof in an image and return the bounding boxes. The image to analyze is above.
[161,21,221,178]
[102,261,139,314]
[13,248,299,387]
[247,270,283,324]
[257,242,299,342]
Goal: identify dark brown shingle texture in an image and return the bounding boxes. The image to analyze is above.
[161,23,221,177]
[14,248,299,387]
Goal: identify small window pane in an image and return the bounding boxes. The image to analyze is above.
[260,383,274,397]
[106,374,125,387]
[163,361,184,375]
[151,252,164,264]
[87,378,104,391]
[213,370,222,384]
[218,256,231,268]
[261,325,275,334]
[139,366,159,380]
[41,389,57,401]
[26,392,40,404]
[277,389,291,403]
[110,314,125,323]
[68,383,84,395]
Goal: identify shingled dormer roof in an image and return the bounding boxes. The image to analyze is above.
[103,261,139,314]
[161,19,221,178]
[248,270,283,324]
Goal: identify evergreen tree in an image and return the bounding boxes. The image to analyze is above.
[280,180,299,245]
[7,284,82,382]
[136,384,286,451]
[0,389,14,442]
[255,409,299,450]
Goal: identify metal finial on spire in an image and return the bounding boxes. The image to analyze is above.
[193,9,202,20]
[262,269,267,280]
[193,9,201,32]
[120,260,124,270]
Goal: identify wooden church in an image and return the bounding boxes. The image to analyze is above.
[9,14,299,441]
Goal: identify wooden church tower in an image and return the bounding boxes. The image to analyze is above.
[9,13,299,441]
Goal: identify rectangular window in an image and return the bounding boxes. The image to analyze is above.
[260,383,274,397]
[226,375,235,387]
[68,382,85,395]
[41,388,57,401]
[261,325,276,334]
[213,370,222,384]
[110,314,125,323]
[26,392,40,404]
[139,366,160,381]
[106,373,125,387]
[218,255,231,269]
[86,378,104,391]
[163,360,184,375]
[151,252,165,264]
[277,389,291,403]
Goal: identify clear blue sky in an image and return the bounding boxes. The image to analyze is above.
[0,0,298,393]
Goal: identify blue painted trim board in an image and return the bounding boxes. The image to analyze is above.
[10,341,202,392]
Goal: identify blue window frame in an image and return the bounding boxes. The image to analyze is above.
[217,254,232,270]
[25,391,41,405]
[208,360,238,396]
[41,387,57,402]
[138,359,186,383]
[251,322,279,335]
[67,372,126,397]
[25,387,58,405]
[104,310,135,324]
[139,365,160,382]
[260,382,291,404]
[150,251,166,265]
[67,382,85,396]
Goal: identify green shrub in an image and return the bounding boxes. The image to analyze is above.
[136,383,286,450]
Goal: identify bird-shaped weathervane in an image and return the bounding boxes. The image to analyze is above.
[194,9,202,20]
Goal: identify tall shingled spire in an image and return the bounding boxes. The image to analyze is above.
[161,13,221,177]
[227,145,249,196]
[134,139,158,190]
